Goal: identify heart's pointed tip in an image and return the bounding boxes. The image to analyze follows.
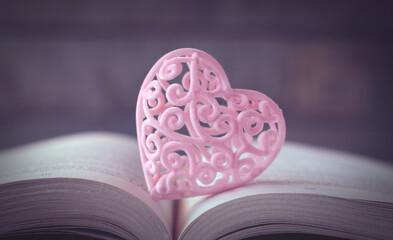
[150,191,162,200]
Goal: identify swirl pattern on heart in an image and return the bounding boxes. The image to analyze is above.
[136,48,285,199]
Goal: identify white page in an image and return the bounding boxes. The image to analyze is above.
[178,141,393,237]
[0,132,173,236]
[257,142,393,195]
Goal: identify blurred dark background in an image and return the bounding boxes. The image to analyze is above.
[0,1,392,162]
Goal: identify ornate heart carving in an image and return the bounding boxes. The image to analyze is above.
[136,48,285,200]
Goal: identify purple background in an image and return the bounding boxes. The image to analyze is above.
[0,1,392,162]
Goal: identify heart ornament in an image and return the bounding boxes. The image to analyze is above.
[136,48,285,200]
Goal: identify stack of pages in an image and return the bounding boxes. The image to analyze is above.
[0,132,392,239]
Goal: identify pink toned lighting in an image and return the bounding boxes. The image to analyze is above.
[136,48,286,200]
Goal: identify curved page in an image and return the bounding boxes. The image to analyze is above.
[178,142,393,239]
[0,132,173,239]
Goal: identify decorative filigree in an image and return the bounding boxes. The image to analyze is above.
[136,48,286,199]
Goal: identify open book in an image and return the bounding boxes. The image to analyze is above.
[0,132,392,239]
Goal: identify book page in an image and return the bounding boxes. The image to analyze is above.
[257,142,393,195]
[178,141,393,238]
[0,132,173,238]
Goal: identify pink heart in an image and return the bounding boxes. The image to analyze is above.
[136,48,286,200]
